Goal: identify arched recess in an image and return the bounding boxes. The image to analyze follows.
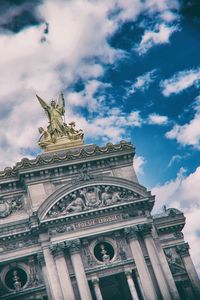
[37,176,153,222]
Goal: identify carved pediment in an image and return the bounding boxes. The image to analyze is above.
[45,184,142,219]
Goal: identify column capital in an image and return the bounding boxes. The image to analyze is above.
[137,223,152,237]
[50,242,65,257]
[37,252,45,266]
[125,269,132,277]
[124,226,139,240]
[65,239,81,254]
[91,277,99,285]
[176,243,190,257]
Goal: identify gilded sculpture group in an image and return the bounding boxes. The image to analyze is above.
[37,92,84,150]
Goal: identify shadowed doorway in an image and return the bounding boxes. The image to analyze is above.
[99,273,132,300]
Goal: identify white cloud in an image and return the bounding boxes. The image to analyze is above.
[136,23,178,55]
[148,113,168,125]
[66,109,142,146]
[167,154,182,167]
[160,11,179,23]
[66,80,110,112]
[166,114,200,149]
[160,67,200,97]
[127,69,157,95]
[0,0,144,168]
[0,0,181,168]
[134,155,146,175]
[152,167,200,275]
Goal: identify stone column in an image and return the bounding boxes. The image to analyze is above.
[176,243,200,298]
[42,245,64,300]
[51,243,76,300]
[152,228,180,300]
[66,239,92,300]
[125,226,158,300]
[91,277,103,300]
[37,253,52,300]
[125,269,139,300]
[139,223,172,300]
[135,270,146,300]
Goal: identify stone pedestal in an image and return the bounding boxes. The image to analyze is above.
[125,226,158,300]
[51,243,75,300]
[66,239,92,300]
[125,270,139,300]
[92,277,103,300]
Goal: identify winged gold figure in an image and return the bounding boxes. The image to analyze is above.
[37,92,84,151]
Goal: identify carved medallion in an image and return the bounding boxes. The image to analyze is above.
[0,201,10,218]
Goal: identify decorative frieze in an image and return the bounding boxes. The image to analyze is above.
[0,236,38,253]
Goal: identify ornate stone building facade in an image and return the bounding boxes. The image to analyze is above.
[0,141,199,299]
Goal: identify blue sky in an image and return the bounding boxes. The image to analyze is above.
[0,0,199,274]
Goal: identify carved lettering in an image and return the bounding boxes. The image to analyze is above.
[74,214,122,229]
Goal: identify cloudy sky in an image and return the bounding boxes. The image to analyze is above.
[0,0,199,275]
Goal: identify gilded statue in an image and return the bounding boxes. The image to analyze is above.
[37,92,84,151]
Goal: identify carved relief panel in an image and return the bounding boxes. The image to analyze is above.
[46,184,142,219]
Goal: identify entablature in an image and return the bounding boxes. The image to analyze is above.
[0,141,134,183]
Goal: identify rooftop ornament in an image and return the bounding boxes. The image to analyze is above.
[37,92,84,151]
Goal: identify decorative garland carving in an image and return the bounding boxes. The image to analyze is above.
[46,185,141,219]
[0,196,23,218]
[0,237,38,252]
[0,141,133,179]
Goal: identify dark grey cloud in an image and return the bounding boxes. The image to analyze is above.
[0,0,43,33]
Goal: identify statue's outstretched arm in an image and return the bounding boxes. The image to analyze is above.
[57,92,65,115]
[36,94,50,111]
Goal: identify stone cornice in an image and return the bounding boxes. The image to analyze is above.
[0,141,134,181]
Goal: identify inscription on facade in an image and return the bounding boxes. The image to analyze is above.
[49,214,124,235]
[74,214,122,229]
